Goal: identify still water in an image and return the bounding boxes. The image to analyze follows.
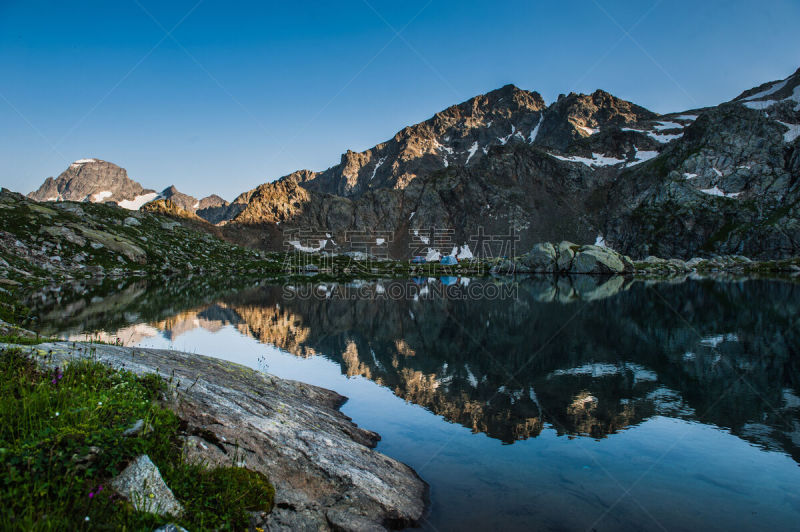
[34,276,800,531]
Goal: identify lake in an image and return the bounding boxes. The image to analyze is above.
[32,275,800,531]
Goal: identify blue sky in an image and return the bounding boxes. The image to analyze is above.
[1,0,798,200]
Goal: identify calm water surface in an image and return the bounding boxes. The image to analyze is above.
[33,276,800,531]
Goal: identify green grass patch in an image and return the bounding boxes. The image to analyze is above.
[0,347,273,531]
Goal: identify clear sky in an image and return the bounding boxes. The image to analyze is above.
[1,0,798,200]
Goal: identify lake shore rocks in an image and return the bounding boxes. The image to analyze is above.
[28,342,428,531]
[493,241,635,274]
[491,241,800,277]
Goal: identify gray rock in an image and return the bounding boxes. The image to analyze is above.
[124,216,141,227]
[522,242,557,272]
[111,455,183,518]
[39,343,427,530]
[122,418,145,437]
[556,241,577,272]
[686,257,705,269]
[571,246,626,274]
[161,222,180,231]
[154,524,188,532]
[326,509,385,532]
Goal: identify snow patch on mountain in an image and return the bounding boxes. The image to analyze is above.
[370,157,387,180]
[289,240,327,253]
[648,131,684,143]
[71,158,98,167]
[594,234,607,248]
[626,148,659,167]
[92,190,113,202]
[528,115,542,143]
[743,79,788,101]
[699,186,740,199]
[653,121,683,131]
[465,142,479,165]
[742,100,777,110]
[550,152,626,168]
[777,121,800,142]
[498,125,516,145]
[118,192,160,210]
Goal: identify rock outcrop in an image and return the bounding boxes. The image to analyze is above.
[494,242,635,274]
[35,342,428,531]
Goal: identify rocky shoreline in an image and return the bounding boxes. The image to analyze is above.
[491,241,800,277]
[18,341,428,531]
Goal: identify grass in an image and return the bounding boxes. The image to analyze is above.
[0,346,274,531]
[0,334,56,346]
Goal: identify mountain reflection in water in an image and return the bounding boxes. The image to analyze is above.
[37,276,800,464]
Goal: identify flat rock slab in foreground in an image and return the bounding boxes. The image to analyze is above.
[34,342,428,531]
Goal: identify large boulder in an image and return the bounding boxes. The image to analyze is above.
[570,245,632,274]
[521,242,557,272]
[556,241,578,272]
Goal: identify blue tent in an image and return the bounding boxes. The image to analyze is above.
[440,255,458,265]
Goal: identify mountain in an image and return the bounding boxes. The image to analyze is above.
[215,68,800,259]
[160,185,229,216]
[28,160,229,221]
[28,159,159,209]
[27,67,800,259]
[603,67,800,258]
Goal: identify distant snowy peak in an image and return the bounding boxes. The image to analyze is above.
[29,160,230,220]
[28,159,156,209]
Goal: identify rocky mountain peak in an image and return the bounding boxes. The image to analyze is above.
[28,159,155,208]
[533,89,657,151]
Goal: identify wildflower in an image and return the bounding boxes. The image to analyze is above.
[55,412,60,417]
[85,516,90,522]
[97,402,102,406]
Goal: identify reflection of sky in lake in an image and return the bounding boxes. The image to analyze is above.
[42,277,800,530]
